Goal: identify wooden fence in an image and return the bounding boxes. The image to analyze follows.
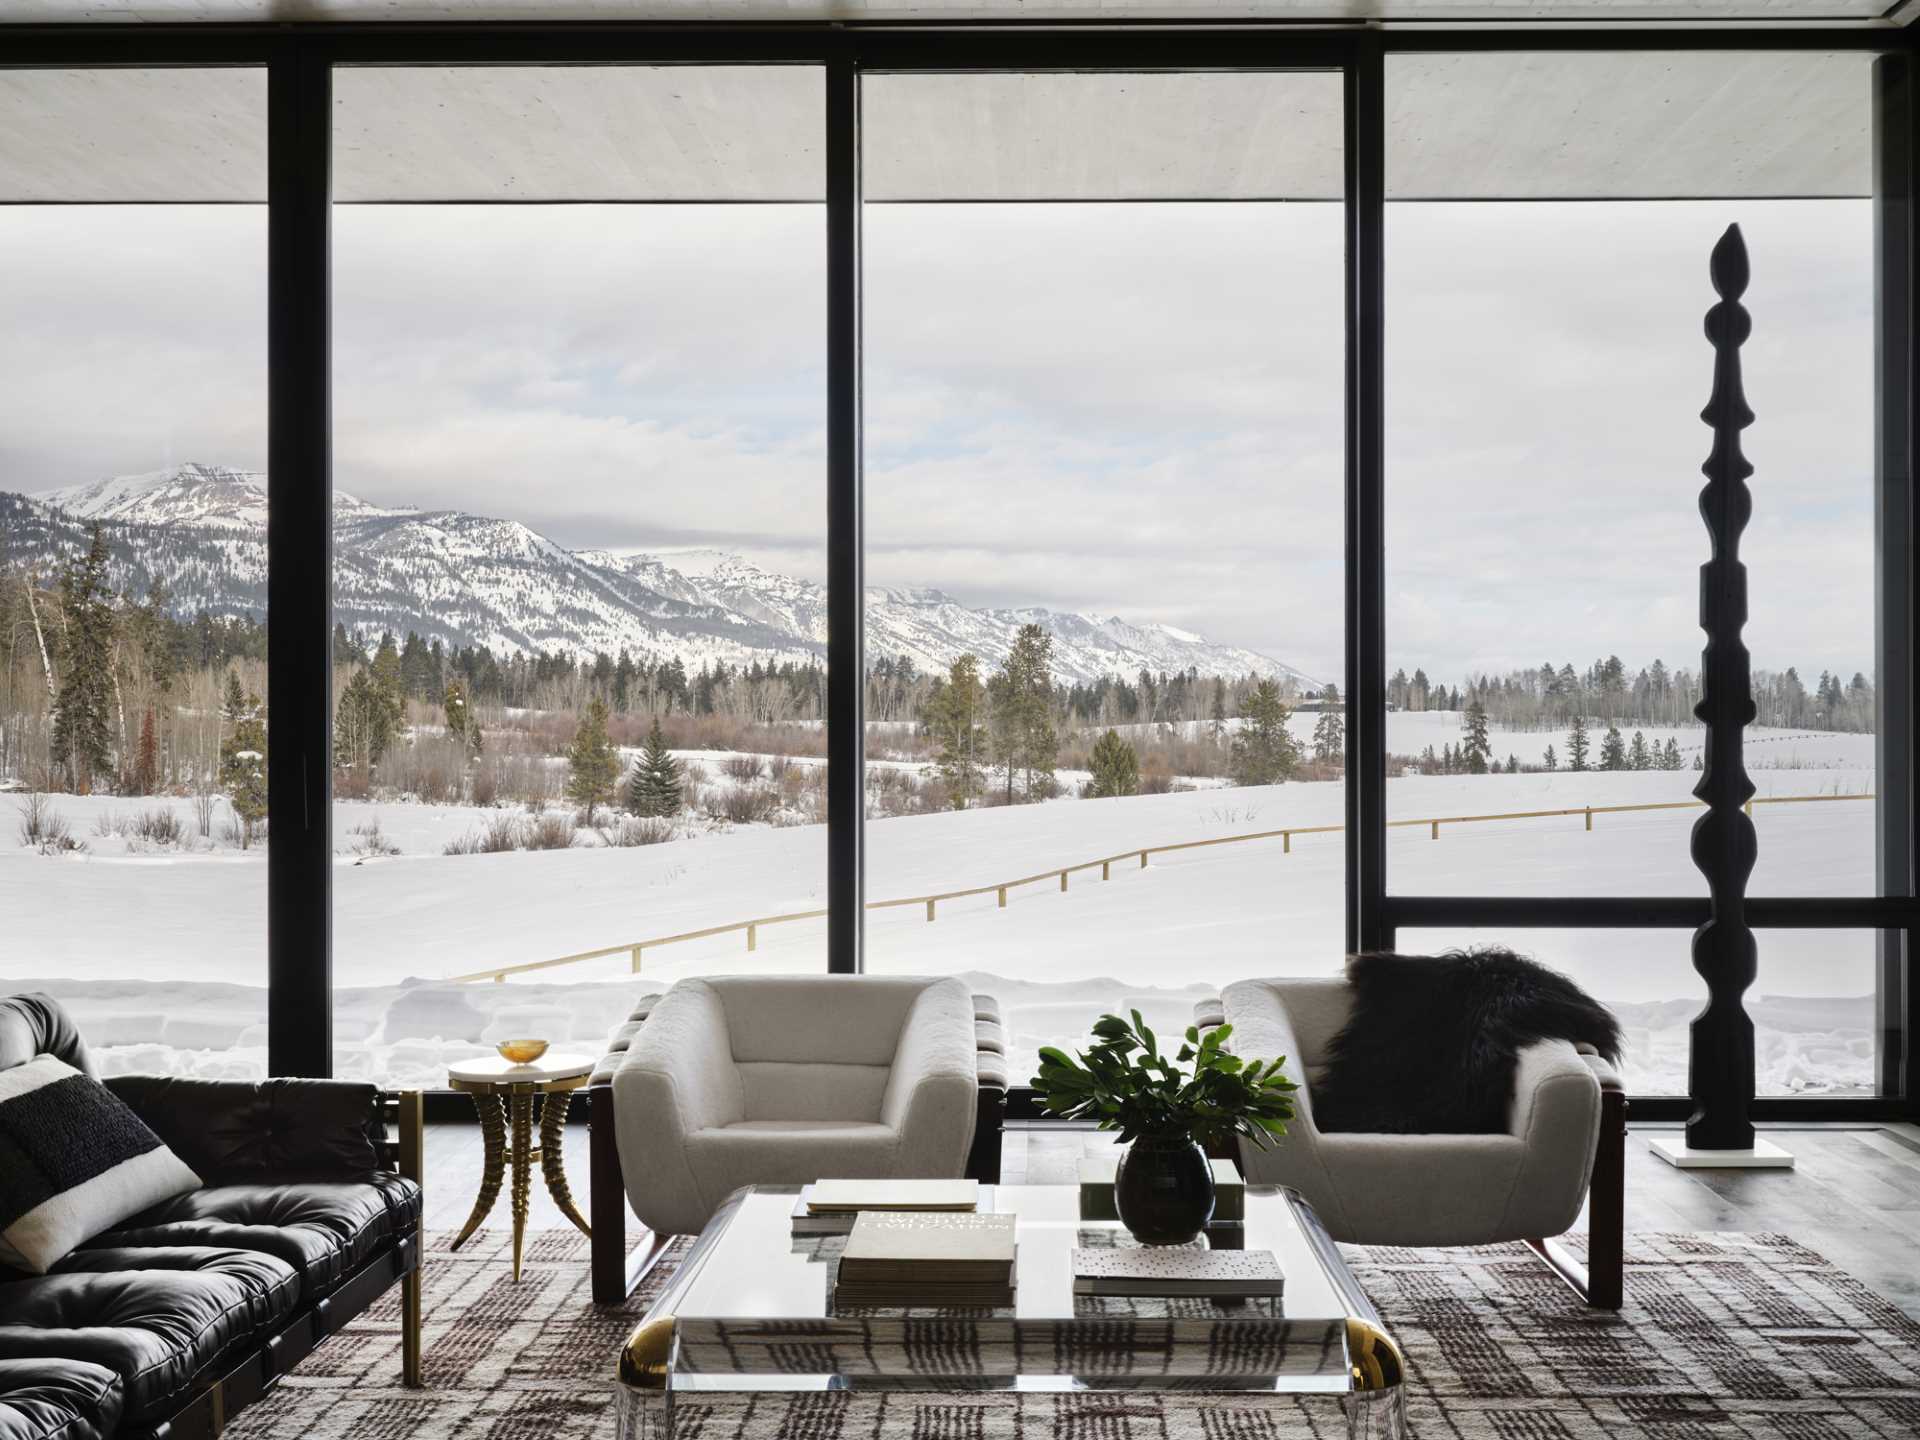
[448,789,1872,984]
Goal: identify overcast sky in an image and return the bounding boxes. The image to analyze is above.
[0,197,1875,686]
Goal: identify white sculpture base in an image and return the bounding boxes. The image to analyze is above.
[1649,1136,1795,1170]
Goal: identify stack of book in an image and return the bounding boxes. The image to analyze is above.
[1072,1246,1284,1299]
[792,1178,981,1237]
[835,1211,1017,1307]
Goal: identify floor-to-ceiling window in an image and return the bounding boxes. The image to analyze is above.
[0,68,270,1076]
[0,33,1904,1116]
[327,65,827,1085]
[1385,50,1889,1095]
[858,70,1347,1080]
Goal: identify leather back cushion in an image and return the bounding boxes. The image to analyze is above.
[708,976,934,1066]
[102,1078,379,1182]
[0,995,92,1077]
[737,1062,891,1122]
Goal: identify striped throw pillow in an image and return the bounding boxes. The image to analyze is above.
[0,1054,201,1274]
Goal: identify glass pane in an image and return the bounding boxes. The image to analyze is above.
[1396,929,1706,1096]
[330,67,826,1087]
[1397,928,1878,1097]
[0,71,268,1076]
[860,71,1346,1084]
[1385,52,1879,901]
[1754,930,1877,1096]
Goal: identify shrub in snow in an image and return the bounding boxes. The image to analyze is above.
[722,754,766,783]
[349,819,401,858]
[136,808,185,846]
[707,783,779,825]
[526,812,577,850]
[17,793,69,848]
[600,817,675,847]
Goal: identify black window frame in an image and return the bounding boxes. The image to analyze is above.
[1,20,1910,1123]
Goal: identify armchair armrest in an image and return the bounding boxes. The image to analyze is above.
[612,981,743,1237]
[881,979,981,1177]
[613,981,744,1136]
[1576,1043,1625,1093]
[1497,1039,1603,1239]
[103,1076,390,1182]
[1506,1039,1603,1142]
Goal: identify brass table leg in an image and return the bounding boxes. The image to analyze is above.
[541,1090,593,1240]
[509,1088,534,1281]
[451,1092,508,1252]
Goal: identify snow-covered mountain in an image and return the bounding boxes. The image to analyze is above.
[6,464,1319,687]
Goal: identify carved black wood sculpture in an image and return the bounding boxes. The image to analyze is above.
[1688,223,1760,1152]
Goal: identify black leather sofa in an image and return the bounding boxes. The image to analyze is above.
[0,995,424,1440]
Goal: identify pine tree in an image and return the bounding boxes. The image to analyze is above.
[625,717,684,818]
[1311,683,1345,764]
[1600,724,1627,771]
[133,706,159,795]
[1462,699,1492,774]
[443,678,483,757]
[1087,729,1140,798]
[1567,715,1590,771]
[1664,737,1683,770]
[1628,730,1650,770]
[219,682,269,848]
[990,625,1057,803]
[1230,680,1301,786]
[49,523,116,793]
[923,655,987,808]
[1544,744,1557,771]
[566,698,619,823]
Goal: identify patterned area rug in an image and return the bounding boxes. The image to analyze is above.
[228,1229,1920,1439]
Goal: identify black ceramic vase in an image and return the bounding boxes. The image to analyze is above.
[1114,1134,1215,1245]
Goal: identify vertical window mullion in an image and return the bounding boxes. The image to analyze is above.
[827,51,864,975]
[1346,39,1388,956]
[1871,52,1917,1105]
[266,42,334,1074]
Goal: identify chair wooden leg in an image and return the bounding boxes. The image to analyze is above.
[590,1083,628,1304]
[1526,1088,1627,1310]
[590,1081,674,1305]
[1585,1089,1627,1309]
[966,1088,1006,1184]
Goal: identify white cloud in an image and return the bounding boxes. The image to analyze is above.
[0,195,1878,688]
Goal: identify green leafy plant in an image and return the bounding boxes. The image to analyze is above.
[1032,1011,1298,1149]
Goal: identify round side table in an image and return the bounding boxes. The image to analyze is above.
[447,1052,595,1280]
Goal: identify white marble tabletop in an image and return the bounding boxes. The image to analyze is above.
[447,1052,596,1085]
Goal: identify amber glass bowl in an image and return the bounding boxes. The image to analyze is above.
[496,1039,550,1065]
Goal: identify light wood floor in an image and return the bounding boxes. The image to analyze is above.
[420,1119,1920,1319]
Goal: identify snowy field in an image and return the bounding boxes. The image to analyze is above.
[1,716,1880,1095]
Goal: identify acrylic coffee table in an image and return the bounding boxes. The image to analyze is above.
[446,1052,594,1280]
[615,1183,1405,1440]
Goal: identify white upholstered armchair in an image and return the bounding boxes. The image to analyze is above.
[1204,977,1627,1308]
[594,975,1005,1295]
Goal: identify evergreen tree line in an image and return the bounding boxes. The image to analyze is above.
[1,528,268,809]
[1390,655,1875,734]
[334,623,825,725]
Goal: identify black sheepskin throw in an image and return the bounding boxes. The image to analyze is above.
[1312,947,1623,1134]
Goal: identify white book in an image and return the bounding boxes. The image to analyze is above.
[805,1179,980,1214]
[1071,1246,1284,1298]
[840,1211,1017,1284]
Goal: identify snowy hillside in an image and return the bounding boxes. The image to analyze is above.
[8,463,1314,683]
[4,761,1876,1094]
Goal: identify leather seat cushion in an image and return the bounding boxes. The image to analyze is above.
[0,1247,297,1422]
[0,1358,122,1440]
[90,1174,420,1303]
